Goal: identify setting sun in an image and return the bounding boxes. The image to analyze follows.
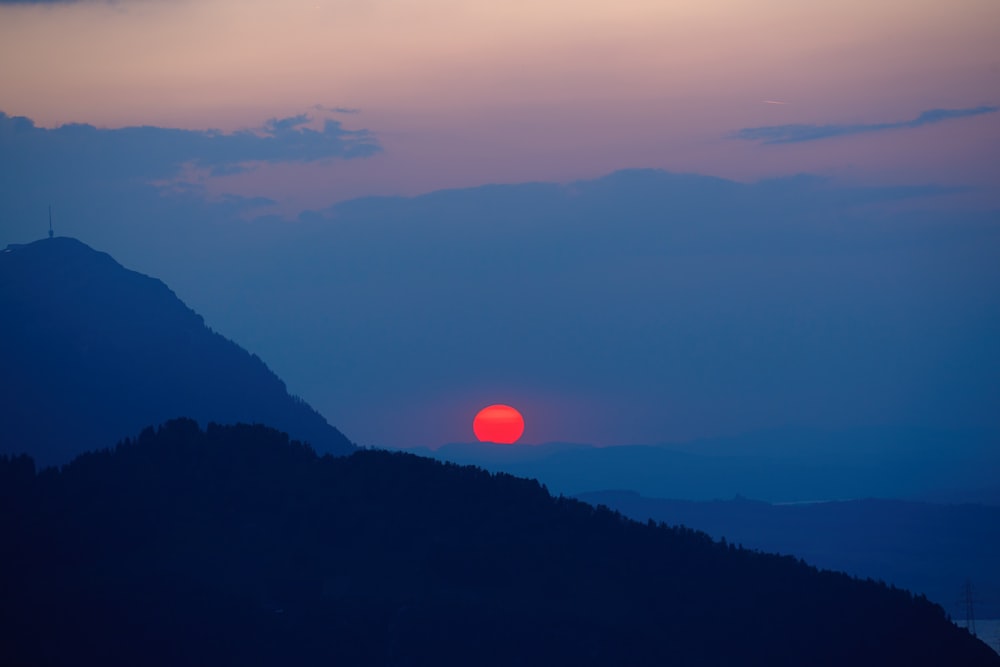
[472,404,524,444]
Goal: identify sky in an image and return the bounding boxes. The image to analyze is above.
[1,0,998,448]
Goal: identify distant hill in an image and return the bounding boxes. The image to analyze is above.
[577,490,1000,619]
[1,419,997,666]
[410,427,1000,505]
[0,237,354,464]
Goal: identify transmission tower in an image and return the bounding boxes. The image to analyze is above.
[961,579,977,637]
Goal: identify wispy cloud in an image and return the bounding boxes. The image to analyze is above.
[0,111,381,182]
[733,105,998,144]
[314,104,361,115]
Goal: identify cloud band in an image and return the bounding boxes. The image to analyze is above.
[734,105,998,144]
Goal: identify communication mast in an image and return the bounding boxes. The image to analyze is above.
[48,205,54,239]
[962,579,977,637]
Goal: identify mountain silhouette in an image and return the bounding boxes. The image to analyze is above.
[0,237,354,464]
[578,490,1000,619]
[1,419,997,666]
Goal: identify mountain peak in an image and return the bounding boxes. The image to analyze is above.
[5,235,115,264]
[0,238,354,464]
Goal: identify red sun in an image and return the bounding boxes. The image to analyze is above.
[473,404,525,444]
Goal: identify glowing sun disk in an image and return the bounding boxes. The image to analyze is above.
[473,404,524,444]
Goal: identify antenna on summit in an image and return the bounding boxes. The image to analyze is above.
[48,205,54,239]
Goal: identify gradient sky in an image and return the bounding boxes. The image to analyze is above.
[1,0,998,447]
[3,0,998,203]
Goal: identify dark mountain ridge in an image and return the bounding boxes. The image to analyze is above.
[1,419,997,666]
[0,237,353,464]
[577,490,1000,619]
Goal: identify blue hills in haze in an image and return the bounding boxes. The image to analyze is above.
[4,168,996,449]
[413,427,1000,505]
[1,238,997,662]
[0,237,355,465]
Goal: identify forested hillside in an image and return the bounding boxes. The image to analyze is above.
[1,420,995,666]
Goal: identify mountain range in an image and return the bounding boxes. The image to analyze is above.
[2,237,996,663]
[409,430,1000,505]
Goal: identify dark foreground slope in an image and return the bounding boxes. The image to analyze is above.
[0,238,353,463]
[578,490,1000,619]
[1,420,995,667]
